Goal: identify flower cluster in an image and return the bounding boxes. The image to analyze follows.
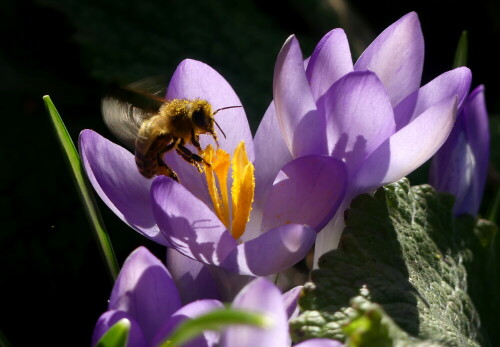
[82,11,489,346]
[262,12,476,264]
[92,247,341,347]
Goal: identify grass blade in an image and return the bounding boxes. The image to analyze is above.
[95,318,130,347]
[159,308,272,347]
[452,30,468,68]
[44,95,119,281]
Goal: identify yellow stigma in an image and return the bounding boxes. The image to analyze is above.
[204,142,255,240]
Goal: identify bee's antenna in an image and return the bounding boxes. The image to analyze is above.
[213,105,241,139]
[214,120,226,139]
[213,105,242,115]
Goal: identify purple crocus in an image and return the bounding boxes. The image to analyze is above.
[80,59,347,277]
[92,246,341,347]
[255,12,473,263]
[429,85,490,216]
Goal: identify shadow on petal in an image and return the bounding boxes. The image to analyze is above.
[167,248,222,304]
[222,224,316,276]
[151,176,238,268]
[164,215,236,267]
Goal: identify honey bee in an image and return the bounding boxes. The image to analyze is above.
[102,78,240,182]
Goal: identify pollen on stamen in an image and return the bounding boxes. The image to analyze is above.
[202,142,255,240]
[230,142,255,239]
[203,145,230,228]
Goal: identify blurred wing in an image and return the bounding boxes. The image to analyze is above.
[101,97,154,150]
[124,75,169,101]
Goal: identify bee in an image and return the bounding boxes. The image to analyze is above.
[102,78,240,182]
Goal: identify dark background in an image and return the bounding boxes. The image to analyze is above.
[1,0,499,345]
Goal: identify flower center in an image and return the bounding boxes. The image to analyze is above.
[203,142,255,240]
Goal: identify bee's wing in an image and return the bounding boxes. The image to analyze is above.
[101,97,154,150]
[124,75,169,100]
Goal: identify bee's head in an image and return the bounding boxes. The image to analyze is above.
[191,100,240,145]
[191,100,215,134]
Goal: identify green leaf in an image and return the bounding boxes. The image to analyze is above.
[453,30,468,68]
[95,318,130,347]
[291,178,483,346]
[159,308,272,347]
[44,95,119,281]
[342,296,444,347]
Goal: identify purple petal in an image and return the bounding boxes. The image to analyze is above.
[253,102,294,203]
[282,286,303,320]
[205,266,257,301]
[430,85,489,215]
[274,35,327,157]
[109,247,182,344]
[221,224,316,276]
[168,248,257,302]
[166,248,221,304]
[320,70,395,175]
[92,311,146,347]
[79,130,168,245]
[394,67,472,130]
[221,278,289,347]
[354,12,424,107]
[313,208,347,268]
[463,86,490,195]
[163,149,213,207]
[152,300,224,347]
[429,122,476,214]
[250,102,294,244]
[163,59,254,201]
[166,59,254,158]
[306,28,354,103]
[429,114,465,195]
[261,156,347,232]
[294,338,344,347]
[151,176,237,266]
[353,95,458,193]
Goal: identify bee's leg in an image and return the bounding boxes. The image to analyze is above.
[211,133,220,148]
[159,141,176,155]
[156,155,179,182]
[176,144,208,172]
[179,137,210,166]
[191,131,203,153]
[156,139,179,182]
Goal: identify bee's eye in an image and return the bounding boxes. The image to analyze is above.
[192,109,209,129]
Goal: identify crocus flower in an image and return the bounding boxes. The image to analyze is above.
[429,85,489,216]
[80,59,347,277]
[92,246,183,346]
[256,12,472,263]
[92,246,341,347]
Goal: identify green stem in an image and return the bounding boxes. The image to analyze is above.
[44,95,119,281]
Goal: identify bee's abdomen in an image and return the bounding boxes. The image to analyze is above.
[134,134,175,179]
[135,151,157,178]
